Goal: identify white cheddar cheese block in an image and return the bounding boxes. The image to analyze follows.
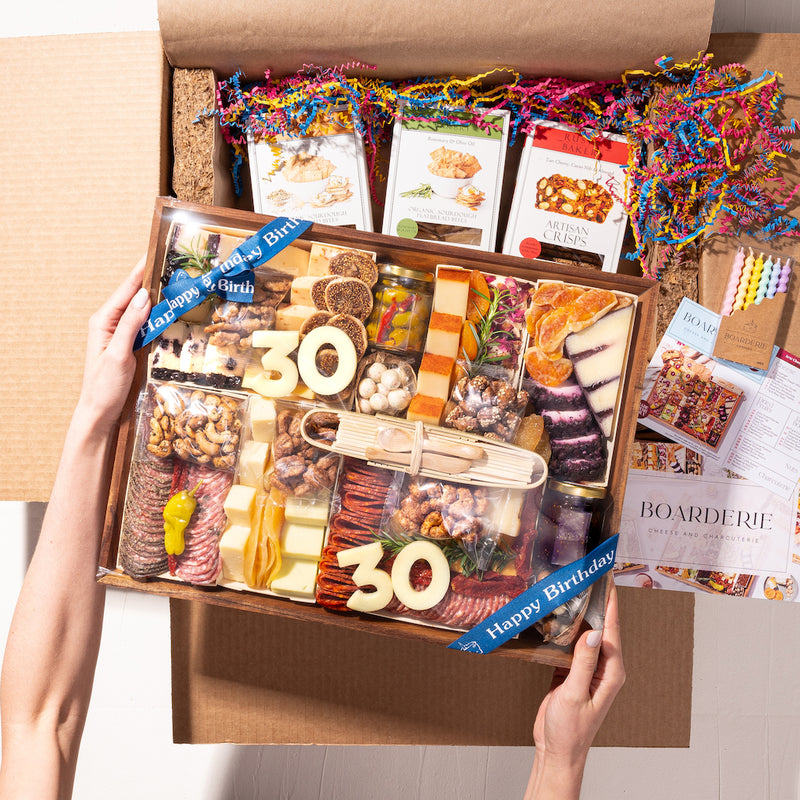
[564,303,634,440]
[251,329,300,351]
[238,440,269,487]
[179,324,209,375]
[219,524,252,583]
[248,396,277,441]
[280,521,326,560]
[223,484,257,527]
[433,265,471,317]
[290,275,320,306]
[263,243,310,277]
[284,496,330,525]
[424,311,463,361]
[270,558,319,599]
[496,489,526,537]
[416,353,454,400]
[275,304,318,331]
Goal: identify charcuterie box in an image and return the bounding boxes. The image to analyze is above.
[98,196,658,665]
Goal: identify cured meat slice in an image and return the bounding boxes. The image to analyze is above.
[119,454,174,578]
[173,463,233,586]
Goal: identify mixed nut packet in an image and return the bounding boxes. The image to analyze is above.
[388,473,513,572]
[204,264,293,352]
[443,363,529,443]
[143,380,249,472]
[267,400,341,499]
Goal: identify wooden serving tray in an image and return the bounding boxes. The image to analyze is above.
[98,197,659,665]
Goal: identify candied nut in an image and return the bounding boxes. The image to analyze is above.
[273,432,295,459]
[275,455,306,479]
[454,416,479,432]
[420,512,448,539]
[477,406,501,428]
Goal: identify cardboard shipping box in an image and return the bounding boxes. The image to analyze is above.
[14,3,778,747]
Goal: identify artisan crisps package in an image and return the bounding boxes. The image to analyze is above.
[503,122,631,271]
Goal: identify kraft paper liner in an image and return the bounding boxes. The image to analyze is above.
[157,0,715,81]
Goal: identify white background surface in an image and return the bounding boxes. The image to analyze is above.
[4,2,800,798]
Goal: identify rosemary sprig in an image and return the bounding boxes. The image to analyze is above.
[466,283,521,373]
[167,236,216,276]
[373,528,515,578]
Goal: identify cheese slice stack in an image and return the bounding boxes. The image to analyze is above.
[563,303,634,439]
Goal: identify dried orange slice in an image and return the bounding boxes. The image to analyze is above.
[524,346,573,386]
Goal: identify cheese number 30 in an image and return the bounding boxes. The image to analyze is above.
[336,540,450,612]
[249,327,357,397]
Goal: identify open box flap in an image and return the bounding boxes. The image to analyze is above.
[0,31,168,502]
[170,585,694,746]
[157,0,715,81]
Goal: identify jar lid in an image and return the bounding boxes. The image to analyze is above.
[547,479,607,500]
[378,263,433,282]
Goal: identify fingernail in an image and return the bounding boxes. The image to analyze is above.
[133,288,149,308]
[586,629,602,648]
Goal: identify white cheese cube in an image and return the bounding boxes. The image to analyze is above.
[270,558,319,598]
[280,521,326,561]
[238,441,269,487]
[223,484,257,527]
[219,524,252,583]
[284,496,331,525]
[249,396,277,442]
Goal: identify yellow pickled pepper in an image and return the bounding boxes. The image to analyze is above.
[164,480,202,572]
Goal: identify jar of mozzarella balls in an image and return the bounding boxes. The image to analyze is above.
[356,359,416,416]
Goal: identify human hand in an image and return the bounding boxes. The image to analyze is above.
[77,257,151,432]
[525,579,625,799]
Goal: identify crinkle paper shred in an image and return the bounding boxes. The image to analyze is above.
[212,55,799,278]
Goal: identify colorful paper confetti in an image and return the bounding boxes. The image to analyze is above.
[209,53,799,278]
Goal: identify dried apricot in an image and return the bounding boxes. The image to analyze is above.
[467,270,491,323]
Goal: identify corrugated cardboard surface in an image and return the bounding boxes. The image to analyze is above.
[0,32,168,501]
[157,0,714,81]
[700,33,800,357]
[171,586,693,746]
[1,22,700,747]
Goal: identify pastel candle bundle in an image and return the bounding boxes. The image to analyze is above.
[766,259,782,299]
[777,258,793,293]
[743,252,764,310]
[754,255,774,304]
[721,246,745,315]
[733,248,755,312]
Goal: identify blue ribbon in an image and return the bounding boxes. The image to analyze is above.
[134,216,312,350]
[448,534,618,654]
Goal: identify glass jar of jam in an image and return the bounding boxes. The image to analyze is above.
[533,479,607,568]
[365,264,433,354]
